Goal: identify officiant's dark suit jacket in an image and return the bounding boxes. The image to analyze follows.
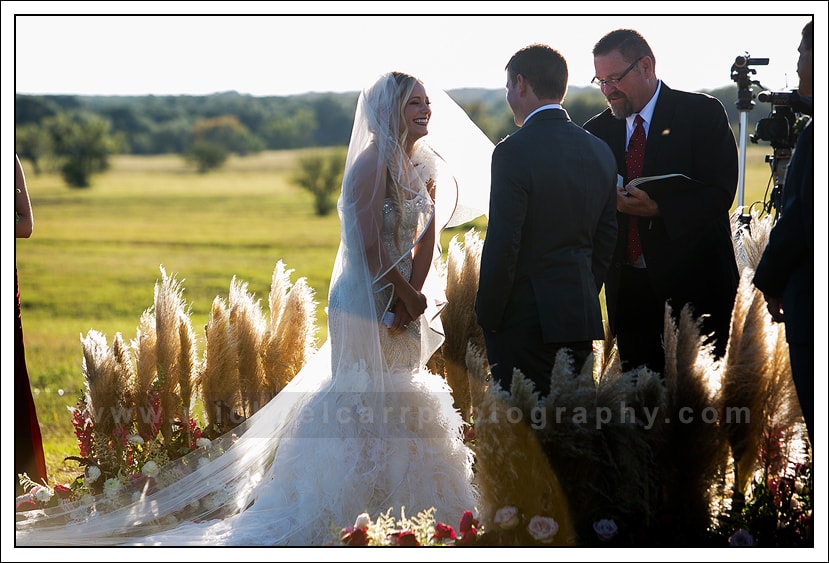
[583,83,740,356]
[476,108,617,380]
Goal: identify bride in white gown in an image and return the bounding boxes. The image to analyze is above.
[15,72,494,546]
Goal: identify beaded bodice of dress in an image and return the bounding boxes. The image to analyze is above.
[375,190,431,366]
[380,192,430,281]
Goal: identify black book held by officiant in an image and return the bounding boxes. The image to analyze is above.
[626,173,705,199]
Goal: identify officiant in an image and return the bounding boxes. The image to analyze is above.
[583,28,740,376]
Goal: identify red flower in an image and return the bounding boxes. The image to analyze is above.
[463,426,476,443]
[340,526,369,546]
[388,530,420,546]
[16,498,38,512]
[53,484,74,500]
[458,528,477,546]
[458,511,479,545]
[433,521,457,543]
[459,510,478,533]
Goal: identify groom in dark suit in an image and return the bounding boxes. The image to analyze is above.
[476,44,618,398]
[583,29,740,375]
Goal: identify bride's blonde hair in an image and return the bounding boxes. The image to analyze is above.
[385,71,424,252]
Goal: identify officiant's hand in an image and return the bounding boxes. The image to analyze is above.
[617,185,660,217]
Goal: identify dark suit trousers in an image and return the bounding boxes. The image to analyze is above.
[788,342,814,447]
[615,265,666,375]
[484,319,592,398]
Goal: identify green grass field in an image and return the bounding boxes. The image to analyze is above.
[15,144,777,483]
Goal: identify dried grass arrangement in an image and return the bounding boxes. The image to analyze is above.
[440,226,810,547]
[72,261,318,479]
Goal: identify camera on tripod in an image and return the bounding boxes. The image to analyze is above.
[751,89,811,149]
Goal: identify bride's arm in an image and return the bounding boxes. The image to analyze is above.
[407,178,437,293]
[350,151,426,327]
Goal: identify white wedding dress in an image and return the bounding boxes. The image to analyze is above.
[15,73,493,547]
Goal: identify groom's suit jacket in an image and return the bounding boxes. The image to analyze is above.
[476,108,617,342]
[583,83,740,338]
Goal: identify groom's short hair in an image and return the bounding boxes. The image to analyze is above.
[506,44,568,101]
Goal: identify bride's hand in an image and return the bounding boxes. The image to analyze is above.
[398,289,426,325]
[388,300,413,333]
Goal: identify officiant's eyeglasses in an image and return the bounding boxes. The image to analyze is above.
[592,57,644,88]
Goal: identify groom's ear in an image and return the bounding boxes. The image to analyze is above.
[515,74,530,96]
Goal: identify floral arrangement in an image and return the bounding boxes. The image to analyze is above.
[17,262,317,517]
[337,507,479,547]
[336,506,621,547]
[711,458,812,547]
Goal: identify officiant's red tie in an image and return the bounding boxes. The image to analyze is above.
[625,114,646,264]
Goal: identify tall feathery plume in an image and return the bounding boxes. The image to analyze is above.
[594,329,622,385]
[660,304,729,541]
[465,346,576,545]
[200,296,240,433]
[757,322,811,477]
[228,276,266,417]
[80,330,130,476]
[132,308,158,439]
[268,260,293,330]
[154,267,186,445]
[440,229,485,420]
[730,209,749,272]
[719,269,773,496]
[81,330,118,449]
[110,333,136,441]
[733,211,774,273]
[177,313,198,450]
[261,261,291,397]
[270,277,317,393]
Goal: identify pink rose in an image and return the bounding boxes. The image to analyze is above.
[527,515,559,544]
[494,506,520,530]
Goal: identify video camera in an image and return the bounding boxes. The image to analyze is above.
[751,89,812,149]
[730,53,811,222]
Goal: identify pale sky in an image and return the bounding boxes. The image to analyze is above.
[5,4,823,98]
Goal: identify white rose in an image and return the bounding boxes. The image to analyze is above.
[33,485,53,503]
[593,518,618,541]
[196,437,211,448]
[103,478,122,498]
[141,460,160,478]
[354,512,371,530]
[494,506,520,530]
[85,465,102,484]
[128,435,145,445]
[527,515,559,544]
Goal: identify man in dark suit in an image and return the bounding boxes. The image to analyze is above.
[753,20,813,445]
[476,44,618,398]
[583,29,739,375]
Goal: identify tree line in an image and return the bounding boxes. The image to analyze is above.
[15,85,746,188]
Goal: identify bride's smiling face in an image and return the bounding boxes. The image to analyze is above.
[403,82,431,143]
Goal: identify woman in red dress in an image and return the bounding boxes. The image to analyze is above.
[15,154,47,496]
